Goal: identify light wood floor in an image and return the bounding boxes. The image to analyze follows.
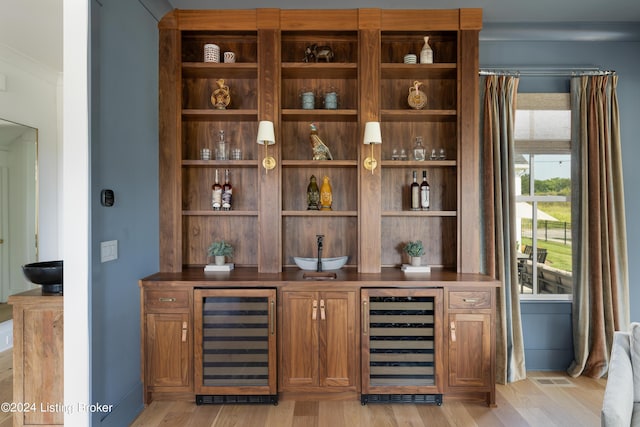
[130,373,606,427]
[0,347,606,427]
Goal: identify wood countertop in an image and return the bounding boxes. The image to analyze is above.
[140,267,500,289]
[8,288,63,305]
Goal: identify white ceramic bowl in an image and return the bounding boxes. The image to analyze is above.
[293,256,348,271]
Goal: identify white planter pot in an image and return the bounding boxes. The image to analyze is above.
[410,256,421,266]
[214,255,226,266]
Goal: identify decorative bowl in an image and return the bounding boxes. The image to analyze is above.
[22,260,63,294]
[293,256,348,271]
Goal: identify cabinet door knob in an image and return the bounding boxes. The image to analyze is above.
[320,299,326,320]
[450,321,456,342]
[312,300,318,320]
[181,321,188,342]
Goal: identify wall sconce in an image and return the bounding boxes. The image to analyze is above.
[363,121,382,174]
[257,120,276,173]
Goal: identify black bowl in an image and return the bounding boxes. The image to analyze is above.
[22,260,63,294]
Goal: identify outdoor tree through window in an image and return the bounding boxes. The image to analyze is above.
[514,93,572,298]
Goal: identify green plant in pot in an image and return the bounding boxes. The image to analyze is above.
[207,240,234,265]
[403,240,425,266]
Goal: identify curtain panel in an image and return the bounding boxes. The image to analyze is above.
[480,75,527,384]
[568,75,630,378]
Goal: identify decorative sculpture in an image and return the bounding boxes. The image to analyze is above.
[309,123,333,160]
[307,175,320,210]
[211,79,231,109]
[303,44,334,63]
[407,80,427,110]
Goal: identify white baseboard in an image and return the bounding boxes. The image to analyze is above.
[0,320,13,351]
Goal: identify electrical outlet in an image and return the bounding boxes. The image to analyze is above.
[100,240,118,262]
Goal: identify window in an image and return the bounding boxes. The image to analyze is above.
[514,93,572,299]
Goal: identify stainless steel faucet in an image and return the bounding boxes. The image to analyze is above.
[316,234,324,272]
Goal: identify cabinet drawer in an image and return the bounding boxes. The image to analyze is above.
[145,290,190,311]
[449,291,491,309]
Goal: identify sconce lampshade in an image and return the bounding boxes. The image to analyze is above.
[363,121,382,145]
[363,121,382,174]
[257,120,276,146]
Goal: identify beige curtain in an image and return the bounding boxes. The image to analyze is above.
[568,75,629,378]
[481,75,527,384]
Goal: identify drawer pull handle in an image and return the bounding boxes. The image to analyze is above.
[450,321,456,342]
[312,300,318,320]
[181,321,187,342]
[320,299,326,320]
[270,299,275,335]
[463,298,478,303]
[158,297,176,302]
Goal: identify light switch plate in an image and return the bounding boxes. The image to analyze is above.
[101,240,118,263]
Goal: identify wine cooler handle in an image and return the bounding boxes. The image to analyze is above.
[312,300,318,320]
[320,299,326,320]
[450,321,456,342]
[362,300,368,334]
[181,321,188,342]
[270,299,275,335]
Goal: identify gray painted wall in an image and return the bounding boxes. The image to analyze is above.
[481,33,640,369]
[89,4,640,424]
[90,0,159,424]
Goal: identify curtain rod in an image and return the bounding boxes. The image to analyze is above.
[479,67,616,77]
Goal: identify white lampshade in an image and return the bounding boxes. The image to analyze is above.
[363,121,382,145]
[257,120,276,145]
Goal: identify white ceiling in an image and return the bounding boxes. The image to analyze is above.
[2,0,640,74]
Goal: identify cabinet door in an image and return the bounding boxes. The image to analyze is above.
[281,291,319,388]
[448,312,491,388]
[320,291,357,389]
[146,313,191,389]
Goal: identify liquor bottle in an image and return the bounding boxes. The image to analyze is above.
[222,169,232,210]
[413,136,426,161]
[307,175,320,210]
[320,176,332,211]
[211,169,222,210]
[420,170,430,210]
[410,171,420,211]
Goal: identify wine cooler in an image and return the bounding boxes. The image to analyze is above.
[194,289,277,404]
[361,288,443,405]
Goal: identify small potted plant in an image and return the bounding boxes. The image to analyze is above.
[403,240,425,266]
[207,240,234,266]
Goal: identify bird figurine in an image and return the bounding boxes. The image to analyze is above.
[309,123,333,160]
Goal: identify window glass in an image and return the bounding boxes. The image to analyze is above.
[514,94,572,298]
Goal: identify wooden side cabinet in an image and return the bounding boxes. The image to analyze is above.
[141,289,193,403]
[280,290,358,393]
[445,288,496,406]
[9,289,63,427]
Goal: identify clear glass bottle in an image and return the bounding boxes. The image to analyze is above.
[216,129,228,160]
[413,136,426,161]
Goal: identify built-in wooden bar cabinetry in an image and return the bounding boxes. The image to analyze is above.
[142,8,498,407]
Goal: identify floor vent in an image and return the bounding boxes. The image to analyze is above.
[361,394,442,405]
[196,395,278,405]
[532,377,575,387]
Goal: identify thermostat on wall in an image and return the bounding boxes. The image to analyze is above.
[101,189,115,207]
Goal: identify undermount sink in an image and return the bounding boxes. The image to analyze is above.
[293,256,348,271]
[22,260,63,294]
